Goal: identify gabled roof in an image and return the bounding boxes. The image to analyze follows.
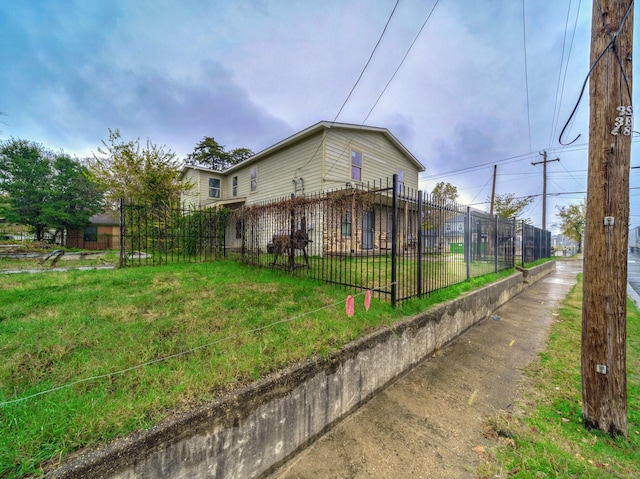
[89,213,119,225]
[179,163,225,177]
[180,121,425,175]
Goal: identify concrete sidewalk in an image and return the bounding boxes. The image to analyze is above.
[267,259,583,479]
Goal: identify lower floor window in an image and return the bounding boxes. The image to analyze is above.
[341,210,352,237]
[84,226,98,242]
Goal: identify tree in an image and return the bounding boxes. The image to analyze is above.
[431,181,459,204]
[556,202,585,253]
[185,136,254,171]
[0,139,102,240]
[491,193,534,220]
[88,129,186,207]
[47,155,104,241]
[228,147,253,165]
[424,182,460,233]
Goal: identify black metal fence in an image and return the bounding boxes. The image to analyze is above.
[520,222,552,265]
[121,175,550,305]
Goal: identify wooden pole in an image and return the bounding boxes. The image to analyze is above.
[582,0,633,437]
[531,150,559,231]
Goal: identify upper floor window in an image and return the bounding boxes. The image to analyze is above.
[209,178,221,198]
[250,167,257,192]
[232,176,238,197]
[397,169,405,193]
[351,150,362,181]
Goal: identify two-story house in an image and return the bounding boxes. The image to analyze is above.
[181,121,424,207]
[181,121,425,256]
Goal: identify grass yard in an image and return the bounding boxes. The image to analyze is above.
[0,260,512,478]
[479,274,640,478]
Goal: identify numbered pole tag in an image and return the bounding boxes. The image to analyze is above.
[611,105,633,136]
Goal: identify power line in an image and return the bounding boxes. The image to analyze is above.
[325,0,441,178]
[361,0,441,124]
[425,138,640,183]
[296,0,401,175]
[548,0,573,148]
[332,0,401,123]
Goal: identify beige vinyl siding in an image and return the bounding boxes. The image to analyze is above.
[181,125,421,209]
[231,133,324,204]
[323,129,420,190]
[181,168,225,207]
[200,173,224,206]
[181,168,202,208]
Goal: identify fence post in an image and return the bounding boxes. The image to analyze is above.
[391,174,398,307]
[417,190,423,298]
[494,214,499,273]
[521,220,525,267]
[465,207,471,280]
[119,198,125,267]
[512,217,516,268]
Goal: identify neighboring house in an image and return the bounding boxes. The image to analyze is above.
[423,213,466,253]
[181,121,425,256]
[552,233,579,256]
[66,213,120,250]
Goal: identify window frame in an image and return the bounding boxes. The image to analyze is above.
[351,150,362,182]
[84,226,98,242]
[250,167,257,192]
[232,176,238,197]
[208,177,221,199]
[341,210,352,237]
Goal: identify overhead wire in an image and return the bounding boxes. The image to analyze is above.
[331,0,401,124]
[548,0,582,150]
[325,0,441,178]
[295,0,401,175]
[424,134,640,183]
[361,0,441,124]
[558,0,634,145]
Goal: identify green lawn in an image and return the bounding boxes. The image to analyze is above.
[479,274,640,478]
[0,260,512,478]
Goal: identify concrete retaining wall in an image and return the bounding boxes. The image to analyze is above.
[47,263,554,479]
[517,260,556,285]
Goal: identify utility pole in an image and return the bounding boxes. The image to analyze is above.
[582,0,633,437]
[488,165,497,256]
[531,150,559,231]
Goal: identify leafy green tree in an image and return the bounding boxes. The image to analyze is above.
[186,136,254,170]
[556,201,585,253]
[88,129,186,207]
[228,147,254,165]
[491,193,534,220]
[0,139,102,240]
[431,181,459,204]
[47,155,104,236]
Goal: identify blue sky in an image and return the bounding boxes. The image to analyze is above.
[1,1,638,231]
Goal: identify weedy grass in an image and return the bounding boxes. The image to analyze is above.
[0,260,512,478]
[522,256,557,269]
[479,273,640,478]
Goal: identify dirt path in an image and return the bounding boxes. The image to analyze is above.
[266,260,582,479]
